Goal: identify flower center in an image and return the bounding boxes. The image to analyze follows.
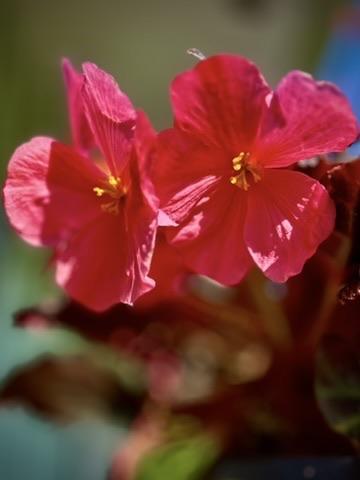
[93,175,127,215]
[229,152,262,191]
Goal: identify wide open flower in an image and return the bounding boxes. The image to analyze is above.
[156,54,358,284]
[4,61,158,311]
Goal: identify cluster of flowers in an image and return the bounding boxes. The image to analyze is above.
[3,54,358,311]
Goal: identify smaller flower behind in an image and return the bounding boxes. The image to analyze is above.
[155,55,359,285]
[3,61,159,311]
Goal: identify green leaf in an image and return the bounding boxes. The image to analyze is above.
[135,433,219,480]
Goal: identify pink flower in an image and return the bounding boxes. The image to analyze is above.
[4,60,158,311]
[156,55,358,284]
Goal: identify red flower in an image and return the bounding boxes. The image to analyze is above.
[156,55,358,284]
[4,61,158,311]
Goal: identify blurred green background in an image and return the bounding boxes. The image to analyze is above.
[0,0,349,478]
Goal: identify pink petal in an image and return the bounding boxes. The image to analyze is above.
[62,58,95,154]
[171,54,270,152]
[3,137,105,247]
[167,184,252,285]
[81,62,137,175]
[56,188,157,311]
[256,71,358,168]
[124,111,159,304]
[155,128,226,225]
[244,169,335,282]
[132,110,159,213]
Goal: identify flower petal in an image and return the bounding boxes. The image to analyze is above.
[167,184,252,285]
[3,136,105,247]
[132,110,159,213]
[155,128,226,225]
[81,62,136,175]
[62,58,95,154]
[125,112,159,303]
[257,71,358,167]
[244,169,335,282]
[171,54,271,151]
[56,191,157,311]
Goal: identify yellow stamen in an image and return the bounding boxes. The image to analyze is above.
[229,151,261,190]
[108,175,121,188]
[93,175,127,215]
[93,187,105,197]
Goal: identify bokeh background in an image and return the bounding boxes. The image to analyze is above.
[0,0,358,478]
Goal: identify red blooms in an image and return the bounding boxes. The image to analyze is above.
[155,55,358,284]
[4,60,158,311]
[3,54,359,311]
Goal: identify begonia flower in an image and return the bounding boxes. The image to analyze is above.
[4,60,158,311]
[155,54,358,284]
